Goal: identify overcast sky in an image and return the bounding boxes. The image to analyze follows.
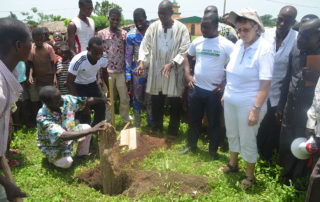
[1,0,319,21]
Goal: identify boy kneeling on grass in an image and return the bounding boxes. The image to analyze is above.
[36,86,107,168]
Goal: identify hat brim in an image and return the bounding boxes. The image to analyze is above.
[228,10,265,33]
[291,137,310,160]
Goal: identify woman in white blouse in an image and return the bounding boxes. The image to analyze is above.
[219,8,274,188]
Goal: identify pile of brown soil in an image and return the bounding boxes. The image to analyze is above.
[77,132,170,190]
[77,132,211,198]
[123,170,211,198]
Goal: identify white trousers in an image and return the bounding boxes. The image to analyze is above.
[53,124,92,168]
[224,99,266,163]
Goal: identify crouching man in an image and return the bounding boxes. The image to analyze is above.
[36,86,107,168]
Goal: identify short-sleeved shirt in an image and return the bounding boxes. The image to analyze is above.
[188,36,235,91]
[97,28,127,73]
[225,37,274,98]
[36,95,87,162]
[68,51,108,84]
[28,43,56,86]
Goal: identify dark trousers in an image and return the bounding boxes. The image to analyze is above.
[306,157,320,202]
[74,81,105,126]
[279,125,311,184]
[151,92,181,135]
[187,86,222,153]
[257,101,281,160]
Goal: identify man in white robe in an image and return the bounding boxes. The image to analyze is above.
[137,0,190,135]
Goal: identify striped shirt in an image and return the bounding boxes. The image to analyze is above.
[0,60,23,156]
[57,61,70,95]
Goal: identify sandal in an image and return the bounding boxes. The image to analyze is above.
[8,159,23,168]
[239,176,256,189]
[219,163,239,173]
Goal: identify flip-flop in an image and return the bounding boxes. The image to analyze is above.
[239,175,256,189]
[219,163,239,173]
[8,159,23,168]
[9,149,19,154]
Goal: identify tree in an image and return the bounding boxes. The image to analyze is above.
[8,12,17,19]
[94,0,122,16]
[91,16,109,31]
[260,14,277,27]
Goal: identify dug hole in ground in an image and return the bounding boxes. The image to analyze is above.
[77,123,211,198]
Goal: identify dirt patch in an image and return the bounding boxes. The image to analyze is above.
[123,170,211,198]
[119,132,169,168]
[77,132,211,198]
[77,132,170,191]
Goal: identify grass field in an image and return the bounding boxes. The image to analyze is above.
[6,112,307,202]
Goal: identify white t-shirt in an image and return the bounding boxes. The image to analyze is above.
[68,51,108,85]
[188,36,235,91]
[225,37,274,98]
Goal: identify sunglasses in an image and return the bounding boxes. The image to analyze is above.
[236,26,254,33]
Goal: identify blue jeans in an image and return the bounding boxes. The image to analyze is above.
[187,86,222,153]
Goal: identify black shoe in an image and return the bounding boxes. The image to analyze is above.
[210,152,219,160]
[179,147,197,154]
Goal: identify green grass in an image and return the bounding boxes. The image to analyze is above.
[6,112,306,201]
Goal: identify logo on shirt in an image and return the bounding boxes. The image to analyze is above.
[196,49,220,56]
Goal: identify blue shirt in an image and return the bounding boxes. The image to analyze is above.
[15,61,26,83]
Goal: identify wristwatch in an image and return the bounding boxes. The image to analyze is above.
[253,105,261,110]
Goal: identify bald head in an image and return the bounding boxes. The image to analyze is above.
[276,5,297,36]
[297,19,320,51]
[279,6,297,20]
[158,0,173,28]
[201,13,219,38]
[159,0,173,10]
[204,5,218,15]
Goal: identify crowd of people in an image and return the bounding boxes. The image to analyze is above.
[1,0,320,200]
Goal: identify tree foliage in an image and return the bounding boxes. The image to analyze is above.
[93,0,122,16]
[91,16,109,31]
[8,12,17,19]
[260,14,277,27]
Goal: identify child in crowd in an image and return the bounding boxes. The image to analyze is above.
[41,27,53,46]
[28,27,57,123]
[56,44,71,95]
[53,41,63,65]
[53,32,63,44]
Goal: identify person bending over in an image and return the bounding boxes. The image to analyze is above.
[36,86,107,168]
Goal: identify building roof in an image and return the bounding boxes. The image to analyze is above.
[38,21,67,34]
[178,16,202,24]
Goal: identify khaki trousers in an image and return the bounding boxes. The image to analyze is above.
[104,73,130,123]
